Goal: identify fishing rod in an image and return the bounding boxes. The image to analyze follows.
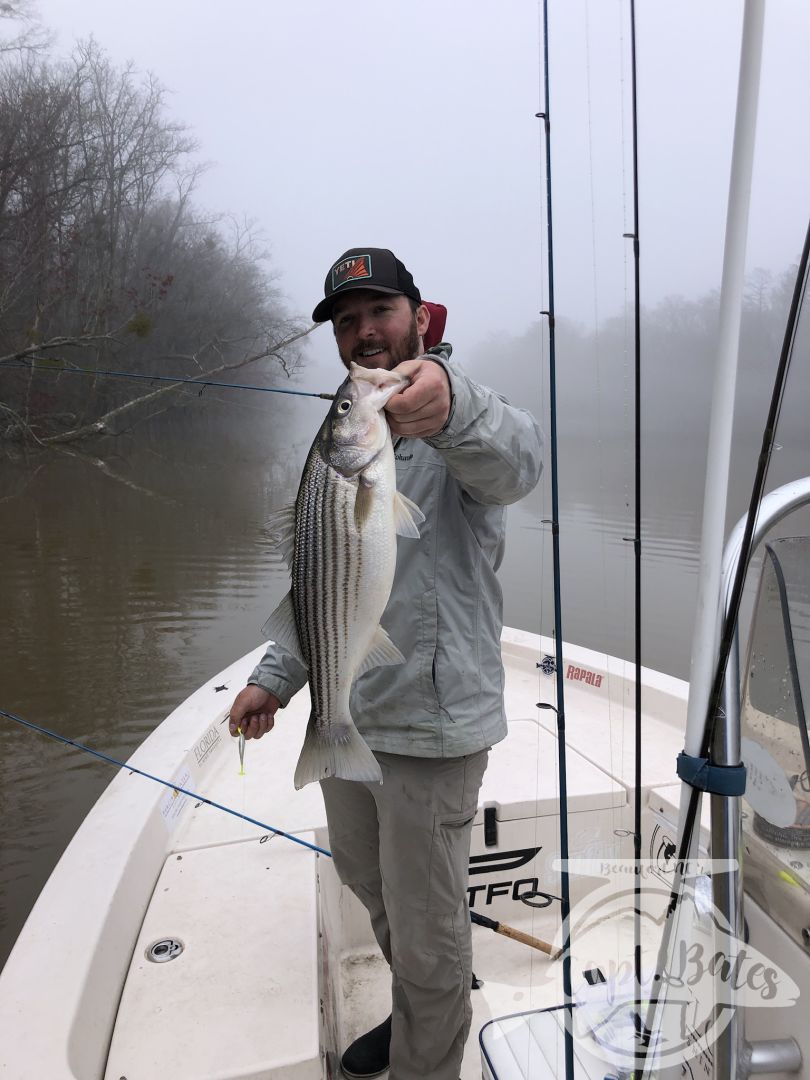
[537,1,575,1076]
[639,214,810,1073]
[0,707,332,857]
[469,909,560,958]
[1,299,449,402]
[624,0,645,1049]
[1,359,335,400]
[1,706,560,958]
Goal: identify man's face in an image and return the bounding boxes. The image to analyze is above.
[332,290,429,371]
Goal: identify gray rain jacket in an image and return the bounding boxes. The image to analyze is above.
[249,344,543,758]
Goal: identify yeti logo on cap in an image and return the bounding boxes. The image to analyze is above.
[332,254,372,291]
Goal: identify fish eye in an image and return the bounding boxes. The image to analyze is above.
[337,399,352,414]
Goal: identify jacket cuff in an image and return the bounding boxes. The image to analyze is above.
[247,675,296,708]
[248,646,307,707]
[423,352,475,446]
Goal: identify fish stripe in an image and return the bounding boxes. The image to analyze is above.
[289,369,406,780]
[321,469,334,724]
[343,486,354,643]
[355,490,363,618]
[318,470,328,715]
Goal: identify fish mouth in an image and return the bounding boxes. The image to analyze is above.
[323,365,405,479]
[349,362,409,402]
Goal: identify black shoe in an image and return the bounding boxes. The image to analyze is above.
[341,1015,392,1078]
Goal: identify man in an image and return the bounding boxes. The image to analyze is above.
[229,248,542,1080]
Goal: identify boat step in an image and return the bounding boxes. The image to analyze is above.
[105,833,321,1080]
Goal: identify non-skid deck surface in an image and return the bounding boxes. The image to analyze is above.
[105,835,321,1080]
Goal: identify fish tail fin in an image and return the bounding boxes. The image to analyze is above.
[293,716,383,789]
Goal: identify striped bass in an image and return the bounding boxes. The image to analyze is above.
[262,362,424,789]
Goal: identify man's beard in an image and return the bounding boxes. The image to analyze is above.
[340,314,421,370]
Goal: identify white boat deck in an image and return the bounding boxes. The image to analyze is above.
[106,837,321,1079]
[2,629,808,1079]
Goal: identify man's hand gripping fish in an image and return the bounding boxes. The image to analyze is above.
[262,363,424,789]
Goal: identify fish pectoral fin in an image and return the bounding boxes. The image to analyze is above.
[260,591,305,665]
[393,491,425,538]
[355,624,406,677]
[265,504,296,569]
[354,475,375,529]
[294,714,383,789]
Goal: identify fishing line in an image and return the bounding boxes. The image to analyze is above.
[1,705,561,959]
[625,0,645,1045]
[583,0,620,786]
[538,0,575,1075]
[0,707,332,858]
[528,0,555,1026]
[616,0,635,865]
[0,359,335,400]
[639,215,810,1071]
[576,0,635,1051]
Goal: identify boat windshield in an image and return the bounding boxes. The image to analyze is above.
[740,536,810,949]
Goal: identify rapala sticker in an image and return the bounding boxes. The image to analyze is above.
[566,663,603,688]
[332,254,372,290]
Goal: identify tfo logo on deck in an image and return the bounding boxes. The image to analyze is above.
[549,859,799,1072]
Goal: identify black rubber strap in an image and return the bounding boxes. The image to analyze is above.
[676,751,747,796]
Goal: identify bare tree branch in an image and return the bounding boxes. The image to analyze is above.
[38,322,319,443]
[0,398,46,444]
[0,38,316,441]
[0,0,50,55]
[0,326,129,367]
[47,442,176,501]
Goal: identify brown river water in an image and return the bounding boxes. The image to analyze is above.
[1,383,808,971]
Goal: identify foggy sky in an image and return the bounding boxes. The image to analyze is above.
[26,0,810,378]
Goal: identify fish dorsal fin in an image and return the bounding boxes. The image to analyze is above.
[265,505,296,569]
[356,624,406,677]
[354,475,374,530]
[393,491,425,539]
[261,591,305,666]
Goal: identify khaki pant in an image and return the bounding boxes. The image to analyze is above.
[321,748,489,1080]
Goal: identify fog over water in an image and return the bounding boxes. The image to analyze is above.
[29,0,810,360]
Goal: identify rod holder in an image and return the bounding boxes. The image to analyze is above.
[741,1037,802,1075]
